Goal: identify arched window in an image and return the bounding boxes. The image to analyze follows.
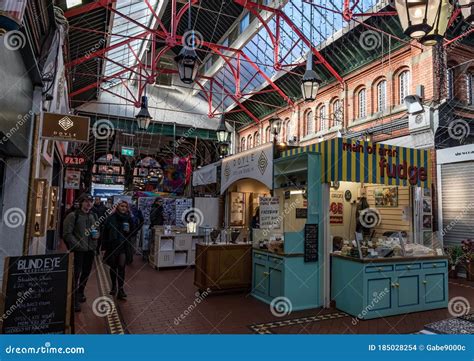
[306,110,314,135]
[376,79,387,112]
[399,70,410,104]
[447,67,454,100]
[358,89,366,119]
[332,99,343,126]
[467,71,474,105]
[247,134,253,148]
[285,118,292,141]
[254,131,260,146]
[318,105,327,131]
[265,126,271,143]
[240,137,246,152]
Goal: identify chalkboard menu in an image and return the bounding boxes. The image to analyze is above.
[295,208,307,219]
[0,253,73,334]
[304,224,318,262]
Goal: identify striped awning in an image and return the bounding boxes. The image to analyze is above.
[281,138,431,188]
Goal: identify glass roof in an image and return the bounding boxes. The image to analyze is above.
[205,0,380,109]
[103,0,158,87]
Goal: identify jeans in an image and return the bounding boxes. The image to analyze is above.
[73,250,95,301]
[109,253,127,291]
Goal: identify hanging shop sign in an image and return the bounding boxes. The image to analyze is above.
[259,196,280,229]
[64,169,81,189]
[64,155,86,167]
[192,162,218,186]
[221,143,273,194]
[41,113,90,143]
[121,146,135,157]
[0,253,74,334]
[330,191,344,224]
[282,138,431,188]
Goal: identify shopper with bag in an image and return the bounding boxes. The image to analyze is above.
[103,200,134,300]
[63,193,99,312]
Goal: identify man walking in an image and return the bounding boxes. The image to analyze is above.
[63,193,99,312]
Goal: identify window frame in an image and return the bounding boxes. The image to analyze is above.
[358,88,366,119]
[399,70,410,105]
[376,79,387,112]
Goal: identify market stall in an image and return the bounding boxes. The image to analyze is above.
[249,138,447,318]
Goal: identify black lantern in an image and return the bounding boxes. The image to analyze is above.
[269,116,282,140]
[394,0,439,39]
[218,142,229,158]
[459,0,474,23]
[175,46,199,84]
[421,0,453,46]
[135,96,152,130]
[301,52,321,102]
[216,115,230,143]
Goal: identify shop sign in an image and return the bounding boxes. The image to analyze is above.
[221,143,273,193]
[64,155,86,167]
[64,169,81,189]
[295,208,307,219]
[41,113,90,143]
[0,254,74,334]
[330,191,344,224]
[259,196,280,229]
[121,146,135,157]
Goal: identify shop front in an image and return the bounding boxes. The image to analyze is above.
[249,139,447,319]
[194,143,273,293]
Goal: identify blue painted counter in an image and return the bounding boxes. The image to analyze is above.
[251,249,320,311]
[331,254,448,319]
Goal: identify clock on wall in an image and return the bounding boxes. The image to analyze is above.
[344,190,352,202]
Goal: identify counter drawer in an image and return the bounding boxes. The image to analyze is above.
[158,251,174,267]
[268,256,284,267]
[253,252,268,262]
[423,261,447,269]
[365,265,393,273]
[395,263,421,271]
[174,235,192,250]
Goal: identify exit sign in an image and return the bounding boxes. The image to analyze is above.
[121,147,135,157]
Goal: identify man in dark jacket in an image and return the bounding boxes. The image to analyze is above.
[63,193,99,312]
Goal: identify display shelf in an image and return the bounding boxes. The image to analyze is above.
[174,251,187,266]
[159,238,174,251]
[150,229,198,269]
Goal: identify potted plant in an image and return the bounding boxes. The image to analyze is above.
[461,239,474,281]
[445,245,463,279]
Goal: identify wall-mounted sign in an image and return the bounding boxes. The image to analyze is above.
[295,208,307,219]
[64,155,86,167]
[121,146,135,157]
[259,197,280,229]
[221,143,273,194]
[304,224,318,262]
[0,253,74,334]
[41,113,90,143]
[64,169,81,190]
[330,191,344,224]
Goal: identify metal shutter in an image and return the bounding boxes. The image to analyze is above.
[441,161,474,246]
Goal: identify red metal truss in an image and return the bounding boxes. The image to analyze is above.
[235,0,345,85]
[64,0,116,18]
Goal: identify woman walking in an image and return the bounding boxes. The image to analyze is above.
[103,200,134,300]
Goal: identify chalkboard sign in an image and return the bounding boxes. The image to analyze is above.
[295,208,307,219]
[0,253,73,334]
[304,224,318,262]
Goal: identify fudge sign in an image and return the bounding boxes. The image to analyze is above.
[0,254,73,334]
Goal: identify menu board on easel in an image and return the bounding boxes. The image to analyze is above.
[304,224,318,262]
[0,253,74,334]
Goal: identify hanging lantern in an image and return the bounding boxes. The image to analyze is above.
[269,116,282,138]
[216,115,230,143]
[175,47,199,84]
[421,0,453,46]
[218,142,229,158]
[135,96,152,130]
[459,0,474,23]
[394,0,439,39]
[0,0,27,33]
[301,52,322,102]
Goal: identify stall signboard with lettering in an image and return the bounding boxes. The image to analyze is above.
[330,191,344,224]
[221,143,273,194]
[41,113,90,143]
[64,169,81,189]
[0,254,73,334]
[259,197,280,229]
[64,155,86,167]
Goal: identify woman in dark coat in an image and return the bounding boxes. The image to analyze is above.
[103,200,134,299]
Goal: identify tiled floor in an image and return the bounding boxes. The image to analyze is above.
[91,257,474,335]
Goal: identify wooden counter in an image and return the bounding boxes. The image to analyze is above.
[332,253,448,263]
[194,243,252,293]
